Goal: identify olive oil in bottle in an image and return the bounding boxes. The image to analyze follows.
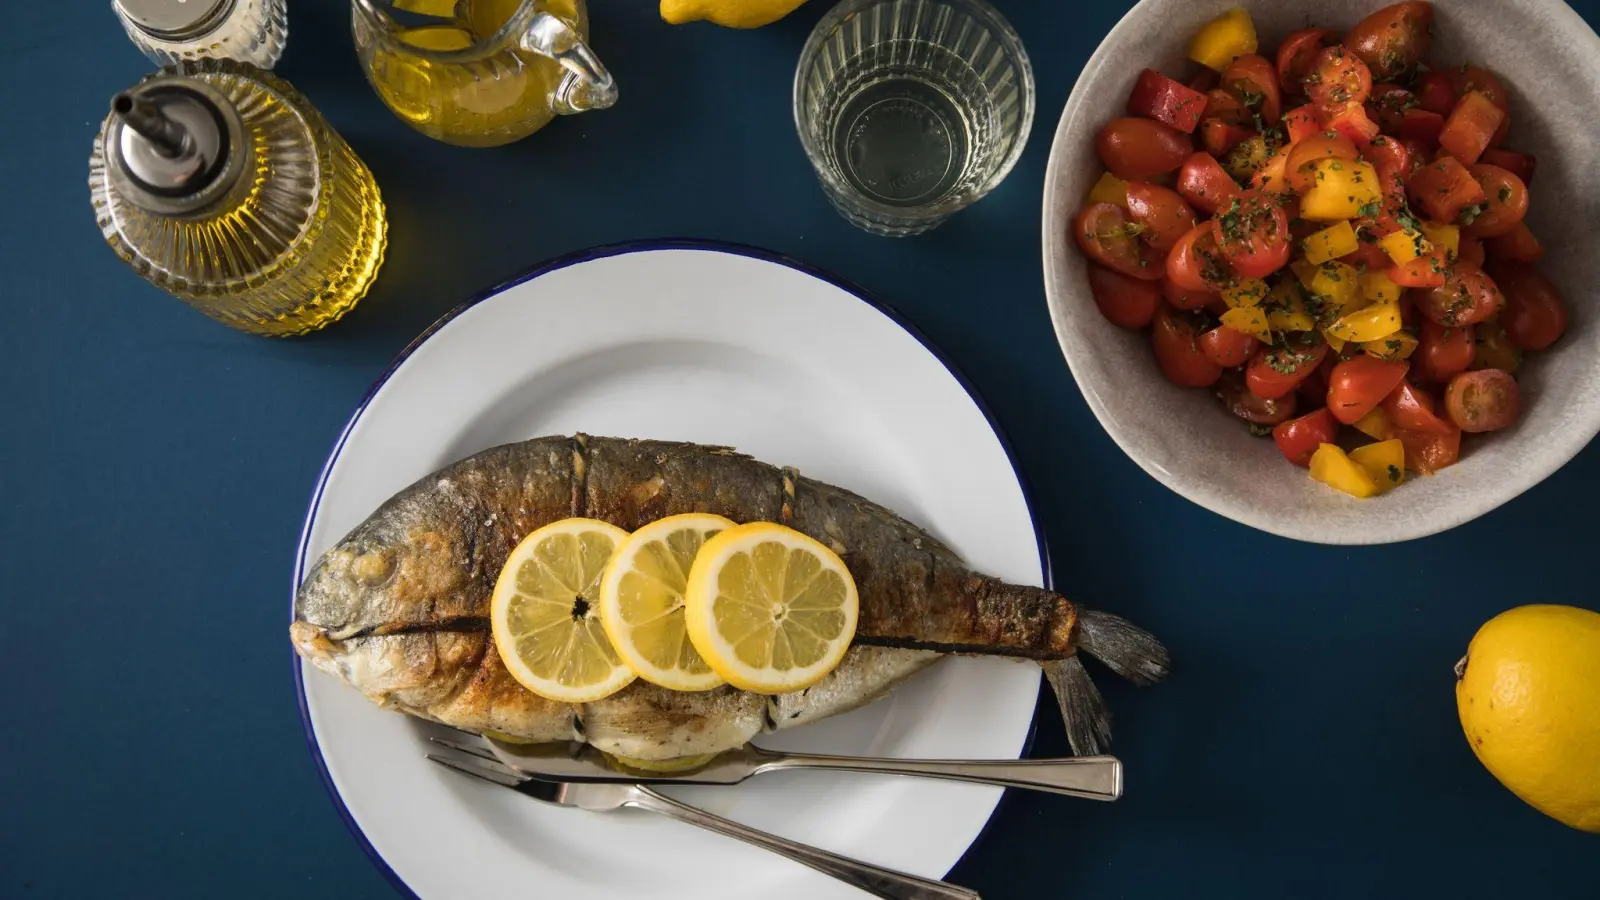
[89,60,387,336]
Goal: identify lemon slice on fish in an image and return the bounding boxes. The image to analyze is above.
[683,522,859,694]
[598,513,734,692]
[491,518,636,703]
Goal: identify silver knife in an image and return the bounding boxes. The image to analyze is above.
[434,735,1122,800]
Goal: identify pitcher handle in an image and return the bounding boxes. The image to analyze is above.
[520,11,617,114]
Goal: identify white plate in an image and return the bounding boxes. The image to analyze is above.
[292,243,1047,900]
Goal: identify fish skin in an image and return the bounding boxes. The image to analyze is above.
[293,435,1163,759]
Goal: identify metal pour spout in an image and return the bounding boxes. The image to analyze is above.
[112,92,190,158]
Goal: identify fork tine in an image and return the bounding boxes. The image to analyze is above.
[428,734,501,762]
[427,752,525,788]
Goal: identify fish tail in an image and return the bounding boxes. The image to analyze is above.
[1076,608,1171,687]
[1042,656,1111,756]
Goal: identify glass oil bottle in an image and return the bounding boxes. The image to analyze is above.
[113,0,288,68]
[88,60,388,337]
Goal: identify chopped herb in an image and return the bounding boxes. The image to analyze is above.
[1248,422,1274,437]
[1459,202,1488,226]
[1497,185,1513,203]
[1388,464,1402,482]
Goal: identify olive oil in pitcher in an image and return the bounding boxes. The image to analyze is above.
[89,60,387,336]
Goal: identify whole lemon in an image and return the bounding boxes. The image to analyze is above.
[660,0,808,28]
[1455,604,1600,832]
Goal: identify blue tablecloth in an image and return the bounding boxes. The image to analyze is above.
[5,1,1595,897]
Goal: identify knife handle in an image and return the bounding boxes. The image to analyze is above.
[754,752,1122,801]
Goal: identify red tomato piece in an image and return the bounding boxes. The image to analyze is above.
[1340,240,1393,273]
[1284,132,1360,192]
[1087,264,1162,329]
[1327,356,1411,424]
[1366,136,1412,192]
[1384,381,1453,435]
[1247,336,1330,400]
[1283,104,1323,143]
[1485,223,1544,262]
[1128,69,1209,134]
[1327,102,1381,145]
[1366,83,1416,134]
[1073,202,1159,280]
[1416,264,1504,327]
[1462,164,1529,239]
[1408,156,1489,224]
[1216,372,1298,424]
[1277,27,1336,97]
[1439,91,1505,165]
[1200,324,1260,367]
[1221,54,1283,125]
[1213,190,1291,278]
[1479,148,1536,186]
[1389,249,1451,289]
[1124,182,1199,254]
[1414,71,1457,115]
[1307,46,1373,114]
[1457,236,1486,269]
[1273,407,1341,466]
[1097,117,1194,180]
[1450,66,1512,147]
[1445,369,1520,433]
[1416,319,1476,383]
[1493,263,1568,351]
[1204,89,1251,127]
[1402,426,1462,474]
[1175,151,1243,215]
[1166,221,1236,293]
[1161,277,1220,311]
[1189,70,1219,93]
[1151,305,1224,387]
[1251,152,1292,194]
[1343,2,1434,82]
[1201,118,1255,158]
[1397,108,1445,149]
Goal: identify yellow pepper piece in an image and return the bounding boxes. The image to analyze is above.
[1220,306,1270,341]
[1188,8,1258,71]
[1266,281,1316,332]
[1222,277,1270,308]
[1291,259,1320,289]
[1299,160,1382,221]
[1354,407,1393,441]
[1309,444,1382,498]
[1350,440,1407,494]
[1086,172,1129,208]
[1472,323,1522,374]
[1328,300,1403,343]
[1419,222,1460,259]
[1362,329,1418,360]
[1226,135,1274,182]
[1309,262,1362,319]
[1303,221,1359,265]
[1380,229,1431,265]
[1360,271,1402,306]
[1324,332,1347,353]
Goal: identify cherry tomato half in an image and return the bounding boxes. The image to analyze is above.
[1416,265,1503,327]
[1277,28,1337,97]
[1327,355,1411,424]
[1493,263,1569,351]
[1200,324,1260,368]
[1221,54,1283,125]
[1166,221,1236,293]
[1217,371,1298,424]
[1151,305,1224,387]
[1415,320,1476,383]
[1123,182,1199,254]
[1087,263,1162,329]
[1445,369,1521,432]
[1367,83,1416,134]
[1214,190,1291,278]
[1414,71,1457,115]
[1161,277,1219,311]
[1462,164,1529,239]
[1343,2,1434,82]
[1097,117,1194,180]
[1485,223,1544,262]
[1175,151,1243,215]
[1248,336,1330,400]
[1074,202,1159,280]
[1389,249,1451,289]
[1273,407,1340,466]
[1307,46,1373,114]
[1383,381,1453,435]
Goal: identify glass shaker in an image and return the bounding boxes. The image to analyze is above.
[88,60,388,337]
[113,0,288,68]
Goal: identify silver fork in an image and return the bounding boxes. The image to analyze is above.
[428,749,980,900]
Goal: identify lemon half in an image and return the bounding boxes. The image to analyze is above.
[598,513,734,691]
[683,522,858,694]
[491,518,635,703]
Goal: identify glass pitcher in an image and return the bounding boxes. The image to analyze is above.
[351,0,616,147]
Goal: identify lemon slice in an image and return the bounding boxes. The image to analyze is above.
[598,513,734,691]
[490,518,636,703]
[683,522,859,694]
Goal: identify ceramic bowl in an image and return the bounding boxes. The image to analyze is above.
[1042,0,1600,544]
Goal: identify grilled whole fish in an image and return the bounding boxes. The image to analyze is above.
[292,435,1169,756]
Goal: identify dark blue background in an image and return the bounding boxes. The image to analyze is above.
[4,1,1595,897]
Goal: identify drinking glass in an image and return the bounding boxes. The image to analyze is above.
[793,0,1035,236]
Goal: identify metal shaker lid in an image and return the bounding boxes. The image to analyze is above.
[113,0,235,40]
[106,77,246,215]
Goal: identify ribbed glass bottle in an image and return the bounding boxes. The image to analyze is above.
[114,0,288,69]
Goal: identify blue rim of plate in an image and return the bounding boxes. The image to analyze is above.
[291,238,1050,900]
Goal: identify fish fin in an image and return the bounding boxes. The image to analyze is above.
[1077,609,1171,687]
[1042,656,1111,756]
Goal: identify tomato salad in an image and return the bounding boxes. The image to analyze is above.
[1072,2,1568,499]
